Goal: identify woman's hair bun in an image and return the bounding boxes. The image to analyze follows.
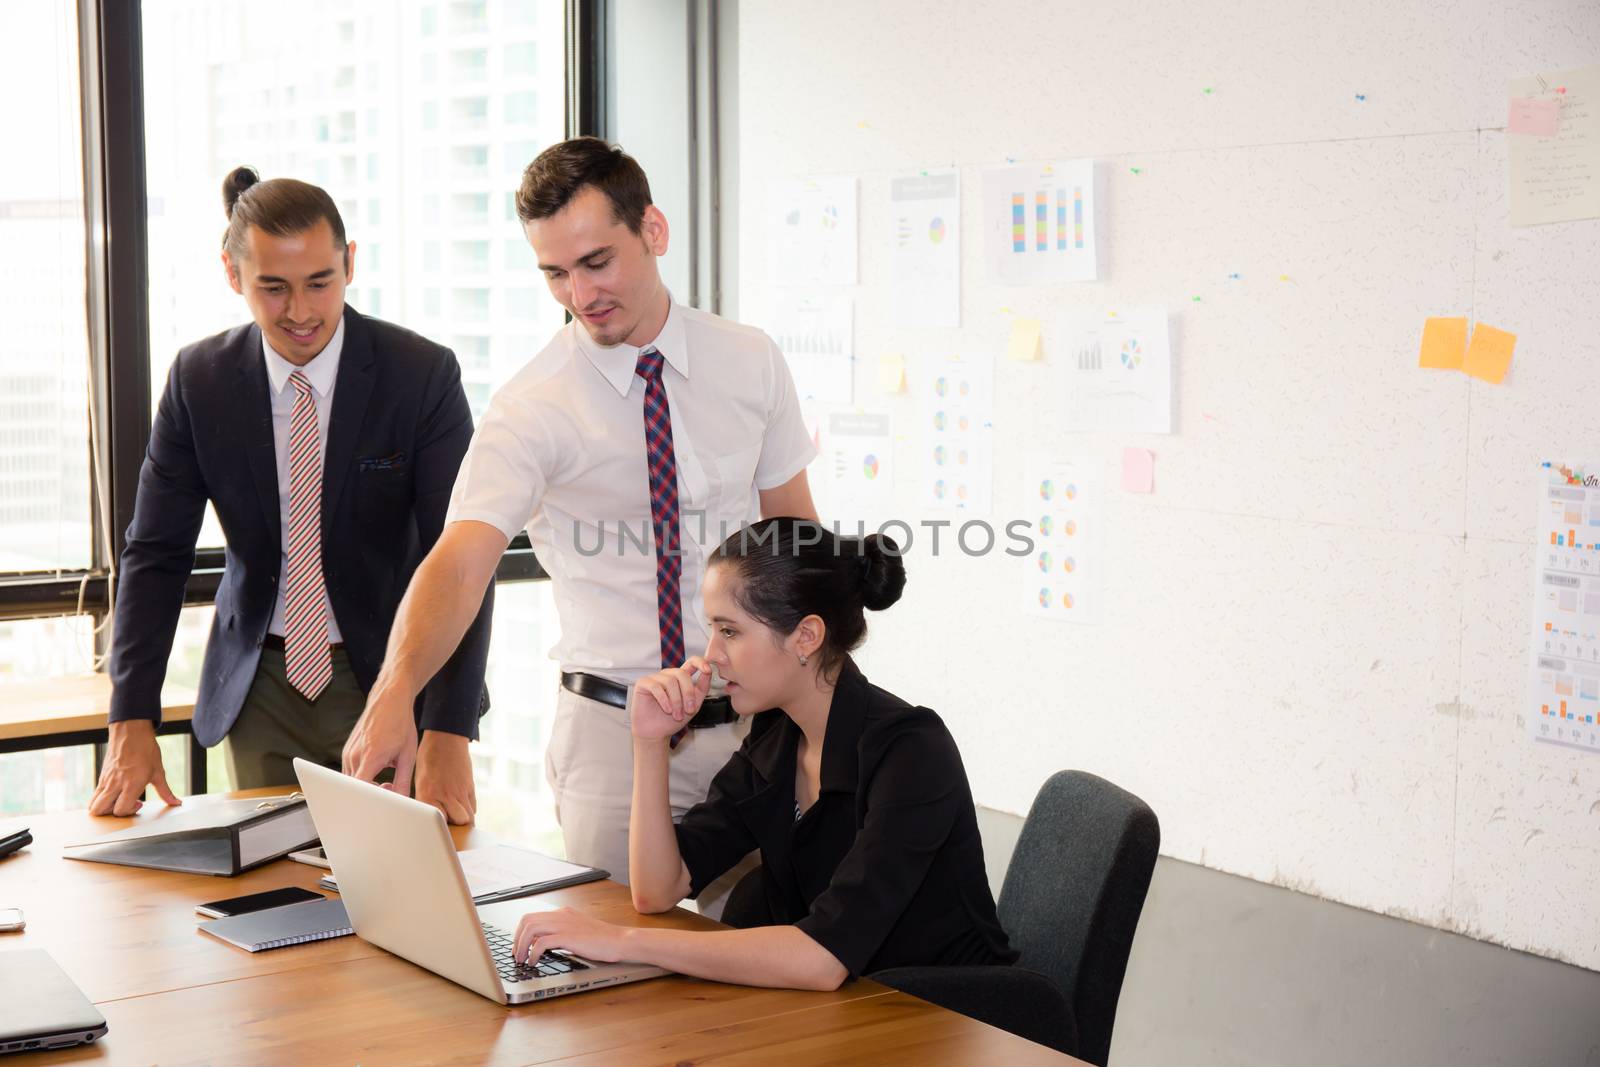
[221,165,261,218]
[857,533,907,611]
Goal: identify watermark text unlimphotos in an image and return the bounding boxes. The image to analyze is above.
[571,513,1038,558]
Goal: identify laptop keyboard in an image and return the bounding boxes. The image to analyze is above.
[481,922,592,983]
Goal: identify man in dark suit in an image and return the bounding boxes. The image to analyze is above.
[91,167,492,823]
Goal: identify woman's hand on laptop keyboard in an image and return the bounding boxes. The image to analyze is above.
[514,906,628,966]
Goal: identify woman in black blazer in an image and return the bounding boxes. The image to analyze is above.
[511,518,1016,990]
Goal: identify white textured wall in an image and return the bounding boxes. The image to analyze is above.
[734,0,1600,970]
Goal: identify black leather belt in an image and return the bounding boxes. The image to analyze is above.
[560,672,738,729]
[261,633,345,651]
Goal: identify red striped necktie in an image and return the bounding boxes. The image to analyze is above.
[283,370,332,700]
[635,347,685,671]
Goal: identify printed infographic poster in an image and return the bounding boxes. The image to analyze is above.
[1020,456,1102,624]
[921,355,994,514]
[766,176,859,285]
[1528,460,1600,754]
[982,159,1097,284]
[890,169,961,327]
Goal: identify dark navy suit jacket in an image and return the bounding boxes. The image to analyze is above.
[108,306,493,747]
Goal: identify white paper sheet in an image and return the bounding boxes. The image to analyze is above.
[766,176,859,285]
[1527,461,1600,754]
[1507,64,1600,227]
[982,159,1097,284]
[821,411,895,528]
[1062,308,1173,434]
[761,290,854,406]
[890,169,961,327]
[1019,456,1102,624]
[920,355,994,513]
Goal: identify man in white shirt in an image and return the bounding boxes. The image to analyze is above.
[342,138,817,903]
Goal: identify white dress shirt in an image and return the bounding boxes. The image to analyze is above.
[446,299,816,681]
[262,317,345,642]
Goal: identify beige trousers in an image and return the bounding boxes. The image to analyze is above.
[544,685,755,919]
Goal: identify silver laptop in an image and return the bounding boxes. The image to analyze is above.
[0,950,108,1054]
[293,759,668,1004]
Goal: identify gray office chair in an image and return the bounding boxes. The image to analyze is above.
[871,770,1160,1064]
[720,770,1158,1063]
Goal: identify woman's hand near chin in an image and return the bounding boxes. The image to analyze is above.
[629,655,713,741]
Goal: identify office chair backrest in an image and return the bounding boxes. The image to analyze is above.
[997,770,1160,1067]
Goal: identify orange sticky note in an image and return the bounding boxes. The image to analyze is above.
[1120,447,1154,493]
[1419,317,1467,370]
[1464,323,1516,384]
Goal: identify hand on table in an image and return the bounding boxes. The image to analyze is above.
[89,719,181,816]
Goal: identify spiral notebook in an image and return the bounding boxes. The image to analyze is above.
[198,898,352,953]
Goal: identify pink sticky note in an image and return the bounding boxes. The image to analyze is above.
[1121,447,1154,494]
[1508,96,1560,137]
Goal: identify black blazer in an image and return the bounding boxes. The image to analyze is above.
[108,306,492,746]
[674,659,1018,978]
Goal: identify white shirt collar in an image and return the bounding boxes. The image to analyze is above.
[262,315,347,398]
[573,293,689,398]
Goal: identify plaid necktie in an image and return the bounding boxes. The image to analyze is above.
[283,370,332,700]
[635,347,685,671]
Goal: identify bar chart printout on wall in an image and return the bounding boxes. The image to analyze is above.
[889,169,961,328]
[1020,456,1101,625]
[1528,461,1600,754]
[1063,308,1173,434]
[765,176,860,285]
[921,355,994,513]
[763,291,854,406]
[982,160,1097,284]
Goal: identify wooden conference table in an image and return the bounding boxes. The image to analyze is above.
[0,675,205,793]
[2,790,1082,1065]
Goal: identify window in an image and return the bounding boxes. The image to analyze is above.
[0,0,91,573]
[142,0,566,446]
[451,192,490,225]
[504,42,537,76]
[451,145,489,180]
[451,95,489,131]
[450,1,489,36]
[450,48,488,83]
[505,91,538,126]
[0,0,658,846]
[451,240,490,275]
[452,287,490,321]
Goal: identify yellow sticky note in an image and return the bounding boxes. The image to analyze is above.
[877,353,907,393]
[1007,318,1042,362]
[1464,323,1516,384]
[1418,317,1467,370]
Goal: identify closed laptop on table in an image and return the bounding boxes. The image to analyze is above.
[0,950,108,1055]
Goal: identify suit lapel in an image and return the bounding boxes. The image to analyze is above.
[236,324,281,550]
[323,306,375,520]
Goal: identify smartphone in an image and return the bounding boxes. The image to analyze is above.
[0,908,23,932]
[0,828,30,860]
[288,846,331,870]
[195,886,324,919]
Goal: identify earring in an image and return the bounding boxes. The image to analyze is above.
[799,653,808,665]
